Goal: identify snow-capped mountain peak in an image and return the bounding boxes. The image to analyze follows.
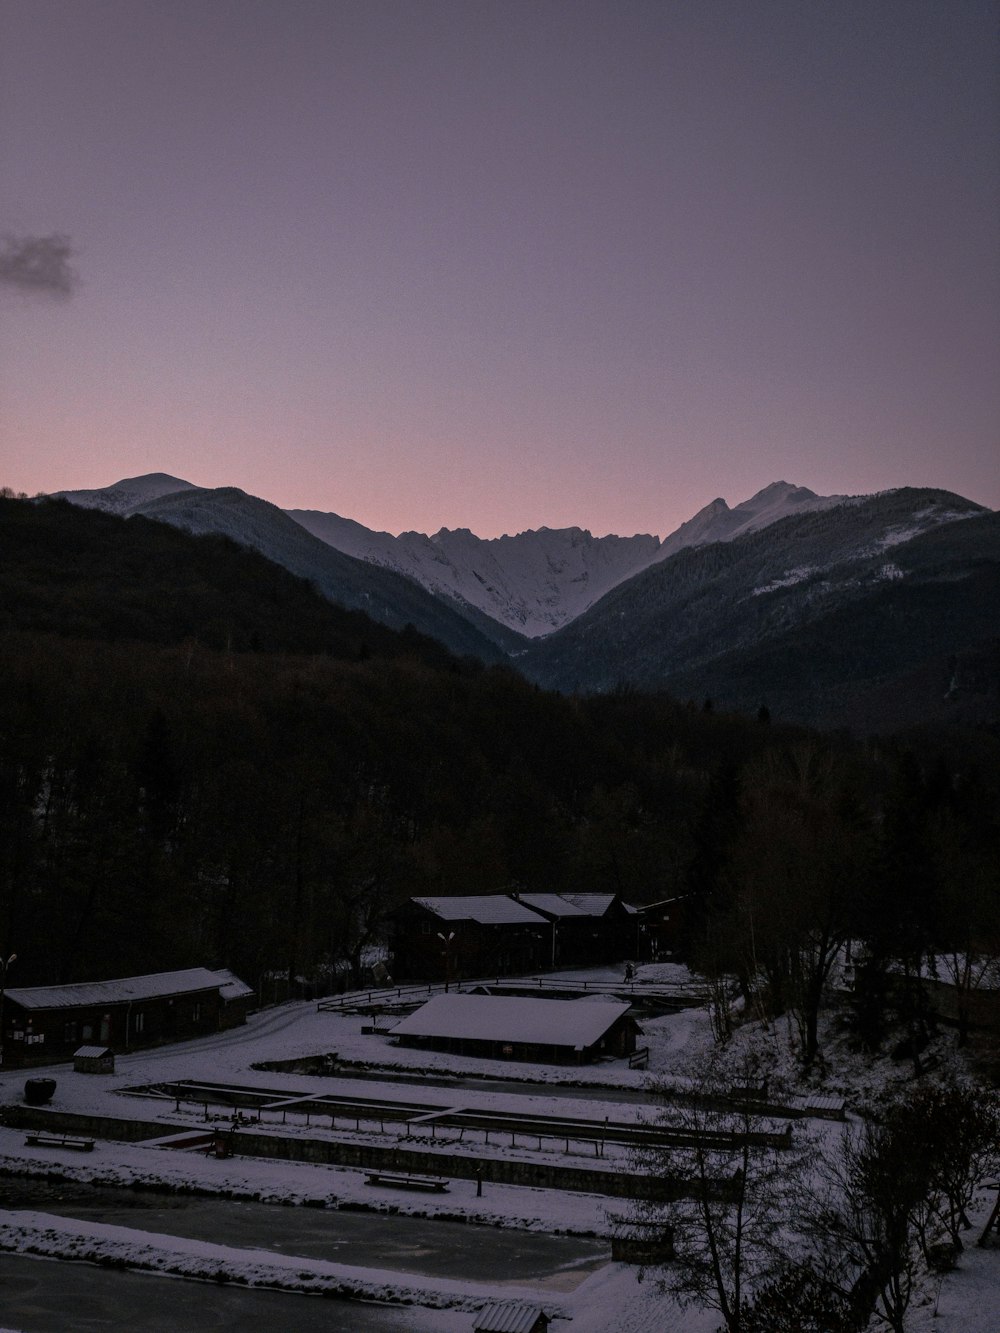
[653,481,848,562]
[54,473,200,517]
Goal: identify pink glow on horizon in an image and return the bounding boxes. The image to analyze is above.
[1,1,997,539]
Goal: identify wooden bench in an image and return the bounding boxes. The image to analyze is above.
[24,1133,95,1152]
[364,1170,449,1192]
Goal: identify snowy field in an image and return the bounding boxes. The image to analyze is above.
[1,962,997,1331]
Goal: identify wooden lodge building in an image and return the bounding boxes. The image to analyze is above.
[2,967,253,1065]
[389,992,639,1065]
[634,895,691,962]
[517,893,636,969]
[387,892,637,982]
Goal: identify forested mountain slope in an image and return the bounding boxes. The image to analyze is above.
[0,495,459,666]
[57,473,862,641]
[128,486,515,661]
[520,490,999,729]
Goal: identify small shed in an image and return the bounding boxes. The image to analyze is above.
[473,1302,550,1333]
[212,968,254,1028]
[73,1045,115,1074]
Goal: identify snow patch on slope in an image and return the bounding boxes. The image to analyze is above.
[876,509,977,551]
[751,566,819,597]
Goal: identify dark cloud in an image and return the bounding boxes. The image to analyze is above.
[0,233,79,296]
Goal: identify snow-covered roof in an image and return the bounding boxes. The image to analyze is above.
[6,968,238,1011]
[474,1301,548,1333]
[555,893,618,916]
[390,993,631,1049]
[73,1045,113,1059]
[411,896,549,926]
[212,968,255,1001]
[516,893,589,919]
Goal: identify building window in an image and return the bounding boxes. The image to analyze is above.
[133,1012,145,1034]
[81,1024,93,1041]
[63,1022,78,1045]
[192,1003,201,1023]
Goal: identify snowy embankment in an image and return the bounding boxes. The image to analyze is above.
[0,1124,613,1234]
[0,1210,565,1313]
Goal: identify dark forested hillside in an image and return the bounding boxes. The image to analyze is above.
[0,494,459,665]
[1,492,997,1011]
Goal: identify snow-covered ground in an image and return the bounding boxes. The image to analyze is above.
[1,962,997,1330]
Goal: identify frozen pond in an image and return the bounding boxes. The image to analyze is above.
[2,1178,608,1287]
[0,1252,470,1331]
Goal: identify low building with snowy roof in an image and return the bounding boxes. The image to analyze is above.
[472,1301,551,1333]
[387,892,637,981]
[387,895,552,982]
[2,967,252,1065]
[517,892,637,967]
[72,1044,115,1074]
[388,992,638,1065]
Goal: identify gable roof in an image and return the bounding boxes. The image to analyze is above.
[411,895,548,926]
[635,895,690,913]
[516,893,589,919]
[212,968,255,1001]
[557,892,618,916]
[6,968,236,1012]
[390,993,631,1050]
[474,1302,548,1333]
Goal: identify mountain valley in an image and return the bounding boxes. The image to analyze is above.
[51,473,999,730]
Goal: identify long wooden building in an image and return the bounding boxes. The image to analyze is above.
[2,967,252,1065]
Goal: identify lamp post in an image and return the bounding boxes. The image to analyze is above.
[0,952,16,1068]
[436,932,455,992]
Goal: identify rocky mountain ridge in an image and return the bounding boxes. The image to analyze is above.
[58,475,870,639]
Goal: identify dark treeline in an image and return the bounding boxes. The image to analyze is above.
[3,627,997,1016]
[0,627,758,989]
[1,495,997,1033]
[686,733,1000,1064]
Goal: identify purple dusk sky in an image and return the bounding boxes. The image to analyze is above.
[1,0,997,538]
